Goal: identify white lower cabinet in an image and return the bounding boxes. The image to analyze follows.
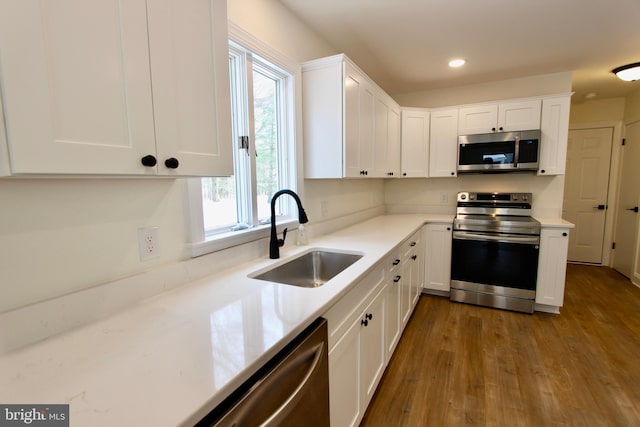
[536,227,570,309]
[324,227,428,426]
[328,317,362,427]
[423,223,453,292]
[327,284,386,427]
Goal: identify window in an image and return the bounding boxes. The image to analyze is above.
[189,24,301,256]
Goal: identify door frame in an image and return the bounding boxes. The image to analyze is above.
[568,121,623,267]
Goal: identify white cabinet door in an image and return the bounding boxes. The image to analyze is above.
[424,223,453,292]
[329,319,361,427]
[147,0,232,177]
[359,287,386,410]
[429,109,458,177]
[498,99,541,132]
[410,231,424,306]
[384,254,402,361]
[538,95,571,176]
[372,96,390,177]
[344,62,375,178]
[459,100,541,135]
[400,108,430,177]
[0,0,156,175]
[458,104,498,135]
[387,104,401,177]
[536,228,570,307]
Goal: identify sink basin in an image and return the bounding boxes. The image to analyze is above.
[250,250,363,288]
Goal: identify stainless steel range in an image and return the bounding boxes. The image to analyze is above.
[450,192,541,313]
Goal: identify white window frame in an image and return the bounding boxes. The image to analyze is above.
[188,22,304,257]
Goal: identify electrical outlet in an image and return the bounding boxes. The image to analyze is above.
[320,200,329,218]
[138,227,160,261]
[440,192,448,204]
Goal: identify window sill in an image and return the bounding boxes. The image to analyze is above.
[188,220,299,258]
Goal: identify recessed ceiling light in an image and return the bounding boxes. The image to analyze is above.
[585,92,597,99]
[448,59,466,68]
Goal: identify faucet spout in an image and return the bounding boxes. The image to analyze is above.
[269,189,308,259]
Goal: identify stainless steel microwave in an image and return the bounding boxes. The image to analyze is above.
[458,130,540,173]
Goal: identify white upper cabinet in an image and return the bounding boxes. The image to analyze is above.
[538,95,571,176]
[458,99,541,135]
[400,108,430,178]
[302,54,400,179]
[0,0,232,177]
[429,108,458,177]
[147,0,232,177]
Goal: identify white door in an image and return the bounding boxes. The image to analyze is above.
[613,121,640,283]
[563,128,613,263]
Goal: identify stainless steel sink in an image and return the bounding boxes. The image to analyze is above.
[250,250,363,288]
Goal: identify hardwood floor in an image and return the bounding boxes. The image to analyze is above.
[361,264,640,427]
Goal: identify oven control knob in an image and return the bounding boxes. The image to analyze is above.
[469,194,475,200]
[523,194,529,201]
[460,194,467,200]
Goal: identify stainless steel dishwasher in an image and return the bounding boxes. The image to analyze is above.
[196,318,330,427]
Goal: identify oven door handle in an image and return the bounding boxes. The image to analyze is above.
[453,230,540,245]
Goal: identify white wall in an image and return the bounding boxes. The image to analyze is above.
[570,98,626,124]
[393,72,572,108]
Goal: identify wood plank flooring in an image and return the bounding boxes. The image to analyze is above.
[361,264,640,427]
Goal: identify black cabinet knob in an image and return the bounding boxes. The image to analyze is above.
[540,169,546,174]
[365,313,373,320]
[411,255,417,260]
[450,172,455,176]
[447,227,451,231]
[403,173,407,176]
[394,275,401,283]
[164,157,180,169]
[499,127,503,131]
[492,127,496,132]
[141,155,157,167]
[392,259,400,266]
[361,319,368,327]
[562,232,568,237]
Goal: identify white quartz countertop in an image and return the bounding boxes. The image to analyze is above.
[0,214,453,427]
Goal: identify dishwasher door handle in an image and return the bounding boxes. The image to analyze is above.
[261,342,325,427]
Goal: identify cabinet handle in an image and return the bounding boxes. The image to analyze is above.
[365,313,373,320]
[141,155,157,167]
[492,127,496,132]
[164,157,180,169]
[402,173,407,176]
[387,172,394,176]
[361,319,368,327]
[394,275,401,283]
[627,206,639,213]
[410,242,416,247]
[540,169,546,174]
[447,227,451,231]
[499,127,503,131]
[450,172,455,176]
[562,232,568,237]
[392,259,400,266]
[411,255,417,261]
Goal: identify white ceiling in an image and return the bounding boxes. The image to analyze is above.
[278,0,640,103]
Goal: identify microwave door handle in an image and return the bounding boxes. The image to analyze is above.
[514,134,520,168]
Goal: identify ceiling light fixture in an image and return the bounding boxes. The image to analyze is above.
[448,59,466,68]
[611,62,640,81]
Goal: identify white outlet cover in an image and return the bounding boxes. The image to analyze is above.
[138,227,160,261]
